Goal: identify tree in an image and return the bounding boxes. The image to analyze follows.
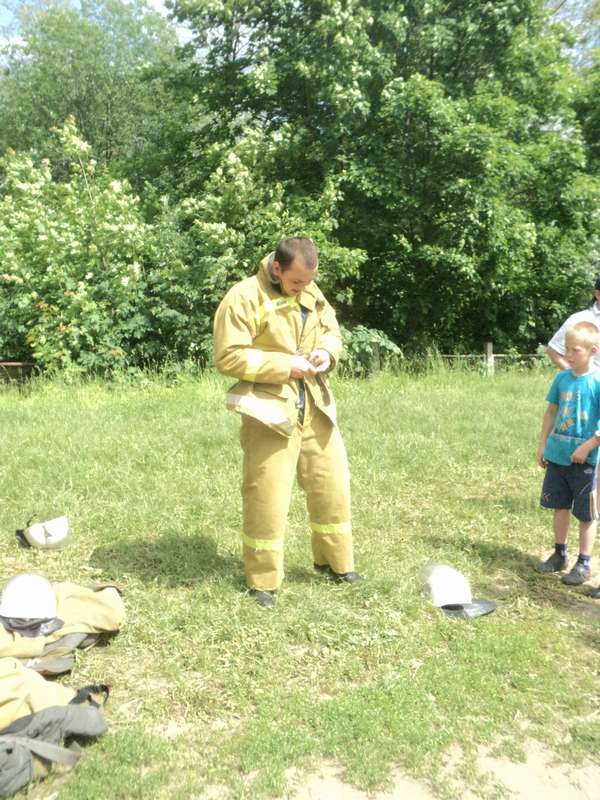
[341,75,599,350]
[0,119,364,371]
[0,0,188,191]
[171,0,600,351]
[547,0,600,67]
[0,117,218,371]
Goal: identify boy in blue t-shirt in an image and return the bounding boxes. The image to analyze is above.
[537,321,600,595]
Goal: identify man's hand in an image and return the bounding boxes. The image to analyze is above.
[546,345,569,371]
[571,444,591,464]
[290,355,317,379]
[308,349,331,374]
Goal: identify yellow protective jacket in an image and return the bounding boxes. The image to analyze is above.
[0,657,76,730]
[213,256,342,436]
[0,582,125,663]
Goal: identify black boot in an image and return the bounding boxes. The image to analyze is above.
[248,589,276,608]
[314,563,362,584]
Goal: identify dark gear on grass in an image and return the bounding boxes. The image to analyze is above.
[0,701,108,798]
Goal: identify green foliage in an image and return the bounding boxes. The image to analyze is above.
[343,73,600,351]
[171,0,600,354]
[0,119,364,373]
[2,0,600,363]
[176,127,365,308]
[0,119,197,371]
[0,120,145,370]
[0,0,187,191]
[340,325,402,376]
[576,58,600,174]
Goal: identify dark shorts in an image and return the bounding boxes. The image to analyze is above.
[540,461,599,522]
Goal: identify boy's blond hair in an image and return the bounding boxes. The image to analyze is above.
[565,321,600,350]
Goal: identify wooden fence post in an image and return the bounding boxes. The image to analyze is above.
[484,342,494,376]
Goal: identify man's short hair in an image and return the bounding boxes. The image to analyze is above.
[274,237,318,271]
[566,321,600,349]
[594,276,600,291]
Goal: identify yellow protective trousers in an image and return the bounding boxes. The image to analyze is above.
[240,399,354,591]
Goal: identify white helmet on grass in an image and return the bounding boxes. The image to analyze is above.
[0,573,57,620]
[424,564,496,619]
[17,515,69,549]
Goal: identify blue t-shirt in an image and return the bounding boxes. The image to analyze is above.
[544,369,600,466]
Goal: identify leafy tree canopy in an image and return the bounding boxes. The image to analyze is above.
[1,0,599,364]
[170,0,600,351]
[0,0,188,190]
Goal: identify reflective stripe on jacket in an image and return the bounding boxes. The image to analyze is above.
[213,256,342,436]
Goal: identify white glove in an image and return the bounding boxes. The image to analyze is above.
[308,349,331,373]
[290,355,317,378]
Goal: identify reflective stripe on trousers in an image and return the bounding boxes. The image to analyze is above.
[240,395,353,591]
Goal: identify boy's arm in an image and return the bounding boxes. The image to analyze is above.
[571,394,600,464]
[571,434,600,463]
[573,387,600,463]
[537,403,558,468]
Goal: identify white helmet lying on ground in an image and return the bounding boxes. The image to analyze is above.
[0,573,63,636]
[16,515,69,549]
[424,564,496,619]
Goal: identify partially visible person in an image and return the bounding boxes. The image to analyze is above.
[537,321,600,598]
[547,277,600,370]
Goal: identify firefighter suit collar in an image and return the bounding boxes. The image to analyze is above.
[259,255,318,311]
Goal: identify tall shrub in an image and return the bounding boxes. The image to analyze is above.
[0,119,155,371]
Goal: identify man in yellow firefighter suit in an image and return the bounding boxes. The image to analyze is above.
[213,236,361,608]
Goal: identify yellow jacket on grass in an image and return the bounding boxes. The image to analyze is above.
[0,657,76,730]
[0,582,125,662]
[213,256,342,436]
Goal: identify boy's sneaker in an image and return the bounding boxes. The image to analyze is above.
[590,586,600,599]
[537,552,568,573]
[561,563,591,586]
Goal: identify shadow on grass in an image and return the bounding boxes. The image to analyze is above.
[285,564,321,584]
[90,532,243,588]
[424,533,600,624]
[459,494,539,515]
[424,532,539,580]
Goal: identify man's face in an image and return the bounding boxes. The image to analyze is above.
[272,256,317,296]
[594,288,600,308]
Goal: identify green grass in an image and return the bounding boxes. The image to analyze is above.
[2,368,600,799]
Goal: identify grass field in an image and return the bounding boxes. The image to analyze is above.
[2,368,600,799]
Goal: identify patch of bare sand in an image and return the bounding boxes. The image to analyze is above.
[478,740,599,800]
[291,765,434,799]
[289,741,600,800]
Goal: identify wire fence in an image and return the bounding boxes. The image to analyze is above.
[437,343,545,375]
